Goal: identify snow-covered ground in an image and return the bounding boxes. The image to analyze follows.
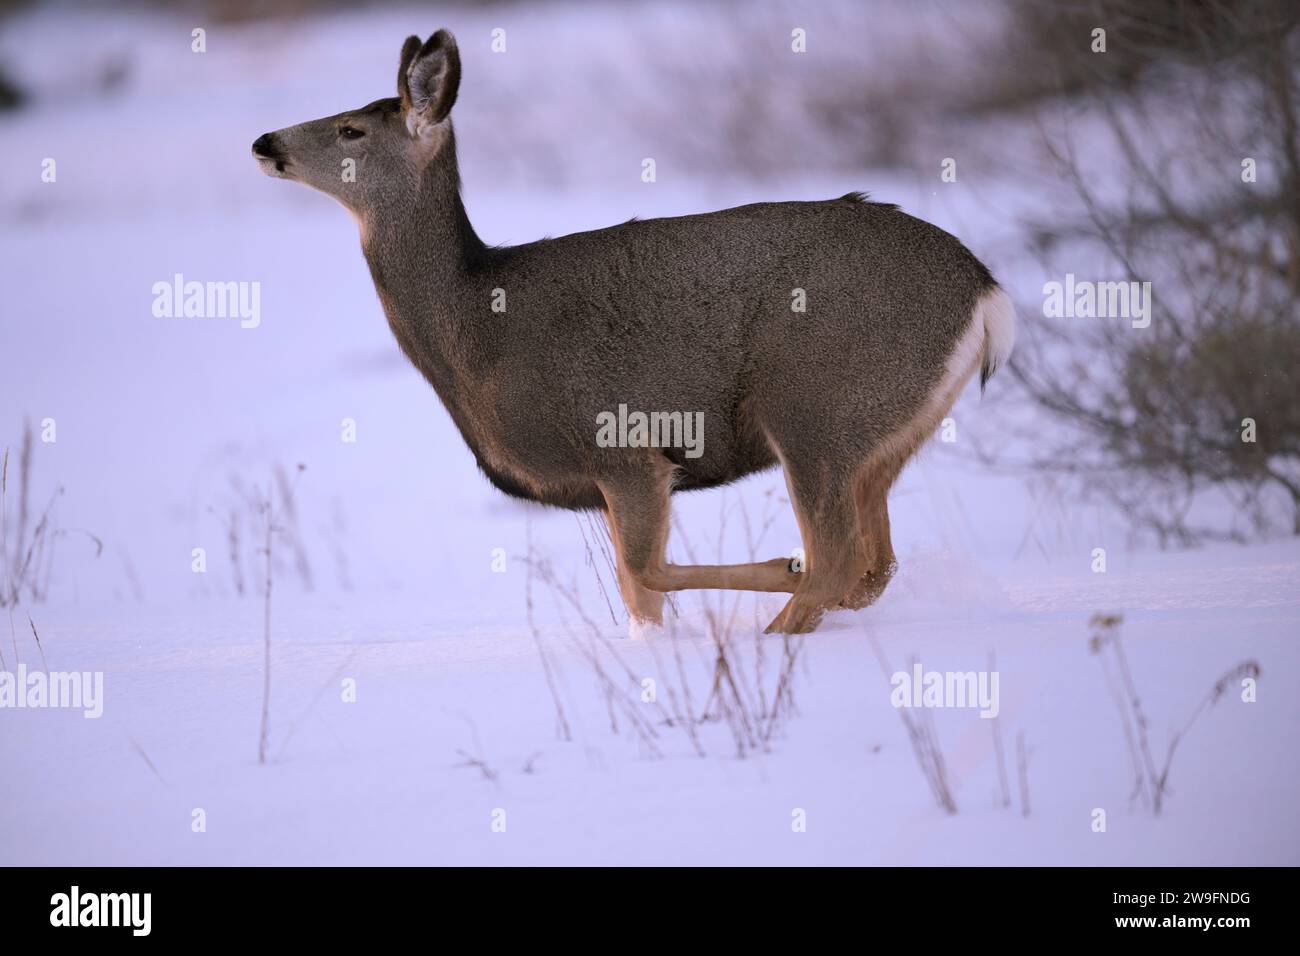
[5,538,1296,865]
[0,1,1296,866]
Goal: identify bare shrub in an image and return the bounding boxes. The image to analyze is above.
[452,712,500,786]
[1,422,103,610]
[870,640,958,815]
[978,0,1284,108]
[670,489,807,758]
[247,463,306,765]
[628,3,1010,178]
[523,545,668,758]
[522,485,808,760]
[1089,611,1260,814]
[525,515,573,744]
[204,461,319,598]
[256,480,274,765]
[1001,0,1300,542]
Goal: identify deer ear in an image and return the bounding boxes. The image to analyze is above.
[403,30,460,135]
[396,35,422,110]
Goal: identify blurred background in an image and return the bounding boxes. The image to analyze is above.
[1,0,1297,610]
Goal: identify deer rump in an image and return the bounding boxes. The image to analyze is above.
[447,192,1000,513]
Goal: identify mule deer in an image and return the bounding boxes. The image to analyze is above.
[252,29,1014,634]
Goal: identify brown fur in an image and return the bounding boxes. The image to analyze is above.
[252,29,1014,634]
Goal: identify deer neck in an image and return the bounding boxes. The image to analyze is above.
[359,133,490,392]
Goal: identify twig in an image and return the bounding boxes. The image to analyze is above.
[870,638,957,814]
[1,445,13,666]
[1016,730,1030,818]
[130,738,166,786]
[525,515,573,742]
[27,613,47,672]
[258,483,273,765]
[990,651,1011,809]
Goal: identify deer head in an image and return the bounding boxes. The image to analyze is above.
[251,30,461,221]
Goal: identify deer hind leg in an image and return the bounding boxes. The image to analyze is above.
[764,467,868,635]
[599,466,801,603]
[839,458,902,610]
[836,310,985,610]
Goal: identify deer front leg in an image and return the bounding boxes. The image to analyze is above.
[605,512,665,626]
[599,470,801,605]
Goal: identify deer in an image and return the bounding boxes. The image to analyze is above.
[251,29,1015,635]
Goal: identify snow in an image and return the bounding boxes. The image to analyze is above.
[4,541,1295,865]
[1,1,1297,866]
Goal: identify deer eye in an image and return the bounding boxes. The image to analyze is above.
[339,126,365,140]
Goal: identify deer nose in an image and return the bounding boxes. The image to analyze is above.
[251,133,280,158]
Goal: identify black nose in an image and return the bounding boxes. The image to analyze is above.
[252,133,279,158]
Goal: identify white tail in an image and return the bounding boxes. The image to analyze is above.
[976,286,1016,389]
